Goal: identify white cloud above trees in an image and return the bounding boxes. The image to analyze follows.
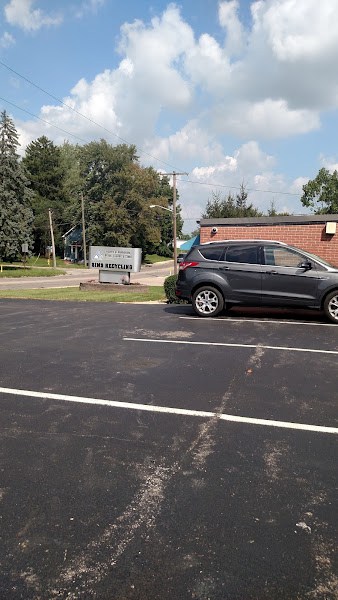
[4,0,62,31]
[8,0,338,222]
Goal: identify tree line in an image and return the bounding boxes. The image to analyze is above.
[0,110,182,261]
[1,109,338,262]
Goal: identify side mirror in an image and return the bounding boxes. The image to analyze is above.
[299,260,312,270]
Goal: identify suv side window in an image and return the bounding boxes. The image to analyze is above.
[198,246,224,261]
[223,245,259,264]
[263,246,306,267]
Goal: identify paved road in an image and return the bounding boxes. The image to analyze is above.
[0,301,337,599]
[0,261,174,289]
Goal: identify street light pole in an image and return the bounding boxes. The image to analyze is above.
[172,172,178,275]
[154,171,188,276]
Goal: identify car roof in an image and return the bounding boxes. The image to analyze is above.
[198,239,289,247]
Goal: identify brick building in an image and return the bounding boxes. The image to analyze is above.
[199,214,338,266]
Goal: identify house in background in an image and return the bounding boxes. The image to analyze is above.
[62,225,84,262]
[199,214,338,266]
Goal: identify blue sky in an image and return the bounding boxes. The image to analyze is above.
[1,0,338,232]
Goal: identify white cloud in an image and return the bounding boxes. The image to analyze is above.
[15,1,338,147]
[289,177,308,194]
[258,0,338,62]
[146,120,225,166]
[184,33,231,96]
[213,99,320,139]
[118,5,193,112]
[241,0,338,110]
[319,154,338,173]
[0,31,15,47]
[75,0,106,18]
[175,141,304,229]
[13,0,338,226]
[4,0,62,32]
[218,0,245,55]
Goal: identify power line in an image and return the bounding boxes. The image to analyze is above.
[0,96,88,144]
[177,177,302,197]
[0,59,183,171]
[0,61,303,200]
[0,95,301,203]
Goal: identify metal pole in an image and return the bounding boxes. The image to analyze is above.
[48,208,57,269]
[81,192,87,267]
[173,172,178,276]
[160,171,188,276]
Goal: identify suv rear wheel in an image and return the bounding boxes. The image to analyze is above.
[323,290,338,323]
[192,286,224,317]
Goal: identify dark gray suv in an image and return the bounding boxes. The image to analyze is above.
[175,240,338,323]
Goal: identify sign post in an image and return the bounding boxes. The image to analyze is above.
[89,246,142,284]
[21,242,29,269]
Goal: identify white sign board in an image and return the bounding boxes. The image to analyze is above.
[89,246,142,273]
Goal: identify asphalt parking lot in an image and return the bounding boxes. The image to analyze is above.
[0,300,337,600]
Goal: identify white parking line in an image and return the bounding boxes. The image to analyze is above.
[124,337,338,355]
[0,386,337,435]
[179,316,335,327]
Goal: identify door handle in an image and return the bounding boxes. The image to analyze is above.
[220,266,229,270]
[266,270,278,274]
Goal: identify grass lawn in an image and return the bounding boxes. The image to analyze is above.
[0,286,166,303]
[4,257,84,269]
[144,254,172,264]
[0,266,66,278]
[1,254,170,272]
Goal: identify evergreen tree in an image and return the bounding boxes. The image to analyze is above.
[202,186,262,219]
[267,199,290,216]
[23,136,65,254]
[0,110,33,261]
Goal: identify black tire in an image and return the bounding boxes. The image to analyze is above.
[323,290,338,324]
[192,286,224,317]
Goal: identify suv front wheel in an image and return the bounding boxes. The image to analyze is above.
[192,286,224,317]
[323,290,338,324]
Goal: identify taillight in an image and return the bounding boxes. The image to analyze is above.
[179,261,199,271]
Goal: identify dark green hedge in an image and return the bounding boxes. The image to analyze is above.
[164,275,178,303]
[164,274,188,304]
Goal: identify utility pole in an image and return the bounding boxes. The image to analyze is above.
[162,171,188,276]
[81,191,87,267]
[48,208,56,269]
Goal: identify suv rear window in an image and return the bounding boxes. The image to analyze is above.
[198,246,224,261]
[223,245,258,264]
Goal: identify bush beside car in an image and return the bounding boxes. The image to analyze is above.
[164,275,188,304]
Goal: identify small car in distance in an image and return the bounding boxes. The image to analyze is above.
[177,252,187,264]
[175,239,338,323]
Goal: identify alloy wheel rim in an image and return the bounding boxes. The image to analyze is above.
[328,294,338,320]
[196,290,219,314]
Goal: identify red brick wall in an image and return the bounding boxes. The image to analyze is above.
[200,224,338,266]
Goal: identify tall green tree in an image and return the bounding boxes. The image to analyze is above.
[23,136,66,254]
[301,168,338,213]
[202,185,262,219]
[0,110,33,261]
[77,140,182,256]
[59,142,82,224]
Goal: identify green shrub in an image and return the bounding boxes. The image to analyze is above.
[164,275,187,304]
